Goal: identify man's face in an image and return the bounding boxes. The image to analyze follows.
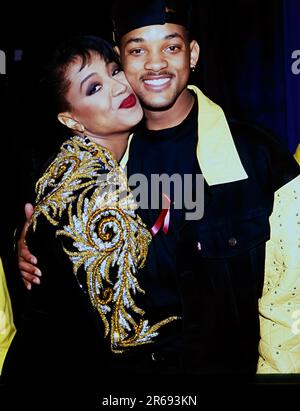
[118,23,199,110]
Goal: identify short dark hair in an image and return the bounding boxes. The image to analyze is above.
[42,35,120,114]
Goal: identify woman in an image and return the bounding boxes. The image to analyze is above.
[2,35,177,381]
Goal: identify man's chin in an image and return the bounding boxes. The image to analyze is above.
[140,97,177,112]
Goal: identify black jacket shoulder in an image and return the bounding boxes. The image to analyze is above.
[227,118,300,192]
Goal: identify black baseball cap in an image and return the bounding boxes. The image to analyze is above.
[111,0,193,43]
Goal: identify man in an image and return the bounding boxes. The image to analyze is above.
[17,0,300,374]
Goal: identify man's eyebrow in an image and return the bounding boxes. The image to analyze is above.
[124,37,145,47]
[164,32,185,41]
[124,32,185,47]
[80,72,97,91]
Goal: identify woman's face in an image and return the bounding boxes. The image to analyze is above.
[62,52,143,137]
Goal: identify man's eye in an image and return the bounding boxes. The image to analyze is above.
[87,83,102,96]
[166,45,181,53]
[129,48,144,55]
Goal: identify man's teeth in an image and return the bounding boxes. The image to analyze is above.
[144,78,170,86]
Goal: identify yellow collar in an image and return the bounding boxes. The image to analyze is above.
[294,143,300,165]
[189,85,247,185]
[119,133,133,169]
[120,86,248,186]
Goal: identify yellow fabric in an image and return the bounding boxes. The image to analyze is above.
[294,144,300,166]
[119,133,134,169]
[257,175,300,373]
[188,85,248,185]
[121,86,248,186]
[0,258,16,375]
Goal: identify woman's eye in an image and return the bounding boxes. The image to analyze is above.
[112,66,122,76]
[87,83,102,96]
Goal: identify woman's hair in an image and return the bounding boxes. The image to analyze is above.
[42,35,120,114]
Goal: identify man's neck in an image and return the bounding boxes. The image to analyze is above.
[144,88,195,131]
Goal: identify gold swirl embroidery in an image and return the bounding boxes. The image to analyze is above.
[31,135,178,353]
[31,137,114,230]
[57,191,178,352]
[97,288,113,305]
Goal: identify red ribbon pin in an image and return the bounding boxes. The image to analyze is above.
[150,193,171,236]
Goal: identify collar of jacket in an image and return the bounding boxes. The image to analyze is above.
[120,85,248,186]
[294,143,300,165]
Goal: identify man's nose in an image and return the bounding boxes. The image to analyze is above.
[144,51,168,72]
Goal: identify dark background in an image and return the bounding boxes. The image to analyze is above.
[0,0,299,315]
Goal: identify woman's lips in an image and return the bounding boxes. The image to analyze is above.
[119,93,137,109]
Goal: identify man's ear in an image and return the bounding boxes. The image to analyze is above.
[190,40,200,69]
[57,113,85,133]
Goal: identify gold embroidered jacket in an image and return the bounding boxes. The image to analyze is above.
[29,135,177,353]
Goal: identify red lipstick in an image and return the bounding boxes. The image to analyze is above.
[119,93,136,109]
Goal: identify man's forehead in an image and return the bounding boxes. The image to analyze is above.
[120,23,187,46]
[112,0,192,43]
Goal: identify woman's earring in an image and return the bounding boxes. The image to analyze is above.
[191,65,196,72]
[78,124,85,134]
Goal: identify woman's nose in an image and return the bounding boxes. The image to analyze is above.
[112,78,127,97]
